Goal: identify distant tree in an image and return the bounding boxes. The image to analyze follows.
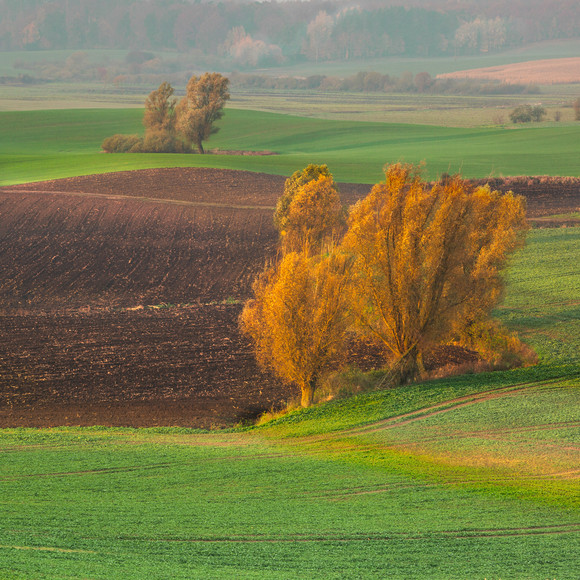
[510,104,546,123]
[573,98,580,121]
[240,250,352,407]
[143,81,177,134]
[343,163,528,384]
[414,72,432,93]
[304,10,334,62]
[176,73,230,154]
[273,164,333,236]
[530,105,546,122]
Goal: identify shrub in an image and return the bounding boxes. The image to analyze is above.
[458,319,538,369]
[137,130,189,153]
[101,134,142,153]
[509,104,546,123]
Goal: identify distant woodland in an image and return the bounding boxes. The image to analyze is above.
[1,0,578,66]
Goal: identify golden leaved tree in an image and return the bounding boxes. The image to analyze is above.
[241,167,350,407]
[344,163,528,383]
[240,250,352,407]
[281,174,345,255]
[273,164,333,235]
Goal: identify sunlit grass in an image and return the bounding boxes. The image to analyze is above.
[1,108,580,186]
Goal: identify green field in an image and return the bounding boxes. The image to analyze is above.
[1,108,580,185]
[1,224,579,579]
[1,105,579,578]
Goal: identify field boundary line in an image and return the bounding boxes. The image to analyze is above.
[0,188,276,211]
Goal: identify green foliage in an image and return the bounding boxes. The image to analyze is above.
[509,104,546,123]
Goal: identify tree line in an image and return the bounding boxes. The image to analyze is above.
[241,163,530,407]
[1,0,578,65]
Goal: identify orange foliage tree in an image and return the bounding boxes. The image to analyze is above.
[273,164,333,235]
[343,163,528,384]
[241,166,350,407]
[281,175,345,255]
[240,250,352,407]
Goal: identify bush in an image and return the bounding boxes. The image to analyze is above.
[101,134,142,153]
[509,104,546,123]
[137,130,190,153]
[458,319,538,369]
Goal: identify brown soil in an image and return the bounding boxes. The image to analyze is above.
[436,57,580,85]
[1,168,578,429]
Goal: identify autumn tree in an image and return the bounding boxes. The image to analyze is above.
[343,163,528,384]
[144,81,177,134]
[240,250,352,407]
[273,164,333,236]
[280,175,345,255]
[176,72,230,154]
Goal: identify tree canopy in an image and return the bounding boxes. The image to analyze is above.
[143,81,177,134]
[240,250,352,408]
[176,73,230,154]
[343,163,528,383]
[242,162,529,406]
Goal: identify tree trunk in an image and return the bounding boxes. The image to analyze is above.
[390,346,424,386]
[197,140,205,154]
[300,379,316,407]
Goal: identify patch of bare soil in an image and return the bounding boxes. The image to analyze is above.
[436,57,580,85]
[0,169,578,428]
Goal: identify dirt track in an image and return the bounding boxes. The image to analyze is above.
[0,168,578,428]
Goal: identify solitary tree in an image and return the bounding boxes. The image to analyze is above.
[240,250,352,407]
[343,163,528,384]
[176,72,230,154]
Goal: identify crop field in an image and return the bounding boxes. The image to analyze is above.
[437,57,580,85]
[1,167,578,430]
[0,222,579,578]
[0,101,579,577]
[2,108,580,186]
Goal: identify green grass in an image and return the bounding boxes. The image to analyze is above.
[1,108,580,185]
[1,228,579,579]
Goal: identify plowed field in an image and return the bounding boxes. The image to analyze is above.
[1,168,578,428]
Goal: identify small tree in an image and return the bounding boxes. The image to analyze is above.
[240,250,352,407]
[510,104,533,123]
[273,164,332,235]
[573,98,580,121]
[144,81,177,134]
[343,163,528,384]
[510,104,545,123]
[176,72,230,154]
[530,105,546,122]
[280,175,345,255]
